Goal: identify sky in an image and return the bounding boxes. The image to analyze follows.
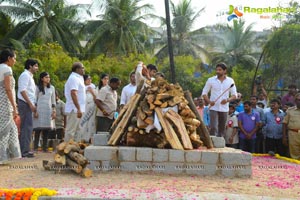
[67,0,295,31]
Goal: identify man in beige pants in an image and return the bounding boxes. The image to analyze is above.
[64,62,86,142]
[283,93,300,160]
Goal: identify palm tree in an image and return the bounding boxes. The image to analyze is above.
[0,12,14,47]
[211,19,258,70]
[82,0,154,58]
[0,0,85,54]
[155,0,210,63]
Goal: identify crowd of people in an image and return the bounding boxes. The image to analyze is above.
[194,63,300,160]
[1,48,300,165]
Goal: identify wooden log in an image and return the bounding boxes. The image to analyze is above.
[183,118,201,127]
[108,93,142,145]
[139,129,145,134]
[64,144,81,154]
[156,93,171,100]
[137,107,147,120]
[110,94,138,132]
[126,130,167,148]
[149,103,155,110]
[168,96,182,107]
[184,91,213,148]
[165,110,193,150]
[67,151,89,168]
[155,108,184,150]
[154,99,162,106]
[56,142,67,155]
[190,131,203,148]
[186,125,197,133]
[144,116,154,125]
[160,101,168,108]
[81,167,93,178]
[54,153,66,165]
[66,157,82,174]
[146,94,155,104]
[128,126,134,132]
[137,115,148,129]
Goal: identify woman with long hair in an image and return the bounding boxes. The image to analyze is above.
[98,73,109,90]
[33,72,56,152]
[0,49,21,163]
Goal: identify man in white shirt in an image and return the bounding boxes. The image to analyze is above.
[120,71,136,110]
[64,62,86,142]
[95,77,121,132]
[202,63,237,137]
[18,59,39,158]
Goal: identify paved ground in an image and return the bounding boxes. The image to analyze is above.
[1,151,300,199]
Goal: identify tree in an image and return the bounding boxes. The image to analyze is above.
[0,12,14,46]
[82,0,154,58]
[0,0,85,54]
[211,19,258,71]
[263,24,300,88]
[155,0,210,63]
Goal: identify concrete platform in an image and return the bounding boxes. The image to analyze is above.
[84,146,252,177]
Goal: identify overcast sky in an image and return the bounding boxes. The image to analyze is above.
[67,0,293,31]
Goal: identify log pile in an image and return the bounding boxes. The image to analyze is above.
[108,77,212,150]
[43,140,92,178]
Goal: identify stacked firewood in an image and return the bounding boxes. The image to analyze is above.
[108,77,208,150]
[43,140,92,177]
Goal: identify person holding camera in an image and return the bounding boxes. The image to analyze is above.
[253,75,268,108]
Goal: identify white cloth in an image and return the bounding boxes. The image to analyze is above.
[120,83,137,105]
[152,106,178,132]
[202,75,237,112]
[64,72,86,113]
[17,70,36,104]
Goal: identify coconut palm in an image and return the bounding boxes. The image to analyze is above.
[211,19,258,70]
[0,12,14,46]
[155,0,210,63]
[0,0,86,54]
[82,0,155,58]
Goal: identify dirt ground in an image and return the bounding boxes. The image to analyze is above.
[0,152,300,199]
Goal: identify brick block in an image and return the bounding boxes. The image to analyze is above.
[185,150,201,163]
[220,165,252,177]
[84,146,118,161]
[219,151,252,165]
[169,150,185,162]
[118,147,136,161]
[201,151,219,164]
[120,162,152,172]
[210,136,225,148]
[160,162,185,174]
[136,147,152,161]
[93,133,110,146]
[153,149,168,162]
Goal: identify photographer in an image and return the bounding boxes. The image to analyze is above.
[253,75,268,108]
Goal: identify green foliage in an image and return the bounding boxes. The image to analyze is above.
[230,65,258,99]
[13,42,76,94]
[263,24,300,88]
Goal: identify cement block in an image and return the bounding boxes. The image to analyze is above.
[220,165,252,177]
[86,160,101,171]
[120,162,152,172]
[153,149,169,162]
[152,162,167,172]
[219,151,252,165]
[160,162,185,174]
[185,150,201,163]
[84,146,118,160]
[169,149,185,162]
[136,147,153,161]
[185,164,207,175]
[93,133,110,146]
[100,160,121,171]
[210,136,225,148]
[118,146,136,161]
[201,151,219,164]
